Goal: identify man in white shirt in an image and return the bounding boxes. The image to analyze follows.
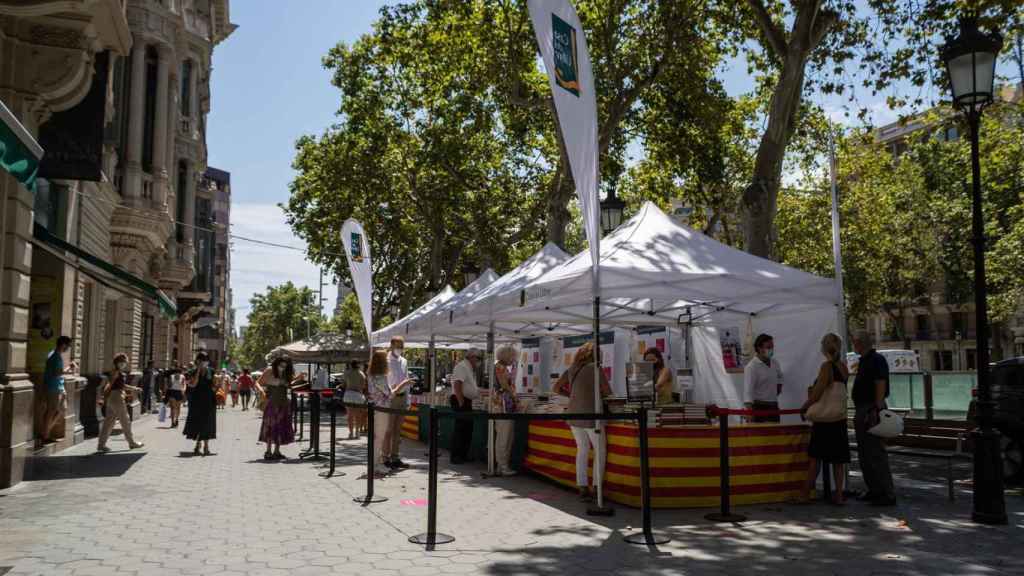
[743,333,784,423]
[449,348,481,464]
[386,337,410,469]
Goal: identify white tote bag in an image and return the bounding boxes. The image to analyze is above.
[868,409,904,438]
[158,403,167,423]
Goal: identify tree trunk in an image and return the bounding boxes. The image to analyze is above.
[742,48,808,259]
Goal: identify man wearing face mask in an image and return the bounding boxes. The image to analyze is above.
[743,334,784,423]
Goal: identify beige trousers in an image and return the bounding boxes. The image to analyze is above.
[98,393,136,448]
[494,420,515,473]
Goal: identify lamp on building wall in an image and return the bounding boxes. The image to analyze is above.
[940,15,1005,525]
[599,187,627,237]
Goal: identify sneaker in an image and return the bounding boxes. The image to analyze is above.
[390,459,410,469]
[96,446,111,453]
[129,442,144,450]
[499,469,518,477]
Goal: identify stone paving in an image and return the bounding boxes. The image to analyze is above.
[1,406,1022,576]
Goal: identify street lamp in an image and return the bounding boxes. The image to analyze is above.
[600,188,627,237]
[940,16,1006,525]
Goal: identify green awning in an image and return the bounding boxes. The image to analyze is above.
[0,100,43,192]
[33,223,178,319]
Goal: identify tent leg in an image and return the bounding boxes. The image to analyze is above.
[587,295,613,517]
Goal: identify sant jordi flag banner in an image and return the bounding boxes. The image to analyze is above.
[341,218,373,343]
[527,0,600,281]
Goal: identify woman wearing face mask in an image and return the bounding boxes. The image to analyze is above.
[97,353,144,452]
[257,357,300,460]
[183,352,217,456]
[643,347,674,405]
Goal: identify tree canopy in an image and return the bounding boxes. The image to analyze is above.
[237,282,323,369]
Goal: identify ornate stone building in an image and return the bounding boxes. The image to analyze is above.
[0,0,234,488]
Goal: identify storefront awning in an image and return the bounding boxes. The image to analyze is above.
[0,100,43,192]
[32,223,177,318]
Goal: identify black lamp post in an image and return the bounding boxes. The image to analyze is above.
[940,16,1006,525]
[600,188,627,237]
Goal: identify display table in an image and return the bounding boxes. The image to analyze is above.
[524,421,810,508]
[401,404,529,468]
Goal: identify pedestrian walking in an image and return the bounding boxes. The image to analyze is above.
[214,371,227,410]
[342,360,367,439]
[140,361,157,414]
[41,336,76,444]
[852,331,896,506]
[449,348,482,465]
[799,333,851,504]
[554,342,611,502]
[491,345,519,476]
[97,353,144,453]
[183,352,217,456]
[257,357,299,460]
[238,369,255,411]
[165,367,185,428]
[228,372,240,408]
[386,337,410,469]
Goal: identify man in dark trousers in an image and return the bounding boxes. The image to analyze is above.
[852,331,896,506]
[449,348,482,465]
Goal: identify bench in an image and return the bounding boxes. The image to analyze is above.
[849,442,971,501]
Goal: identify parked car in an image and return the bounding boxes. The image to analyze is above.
[967,357,1024,482]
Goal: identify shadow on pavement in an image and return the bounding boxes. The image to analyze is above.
[25,452,144,481]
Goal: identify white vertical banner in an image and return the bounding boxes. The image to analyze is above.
[527,0,600,270]
[341,218,373,344]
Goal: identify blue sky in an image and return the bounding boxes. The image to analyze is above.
[210,2,1013,328]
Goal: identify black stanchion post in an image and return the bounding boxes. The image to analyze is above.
[291,390,298,430]
[625,407,670,545]
[705,411,747,522]
[320,397,343,478]
[299,394,305,441]
[354,402,386,504]
[411,405,454,548]
[301,392,327,461]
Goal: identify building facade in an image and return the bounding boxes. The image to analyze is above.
[0,0,234,488]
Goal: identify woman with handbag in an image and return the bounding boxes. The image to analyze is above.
[554,342,612,502]
[97,353,144,452]
[799,333,851,504]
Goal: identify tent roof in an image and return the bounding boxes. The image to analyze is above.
[402,269,500,338]
[490,201,837,328]
[436,243,570,336]
[372,285,456,344]
[268,332,369,364]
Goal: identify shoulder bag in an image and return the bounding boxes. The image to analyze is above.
[805,364,847,423]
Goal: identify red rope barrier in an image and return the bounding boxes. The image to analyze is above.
[706,404,804,418]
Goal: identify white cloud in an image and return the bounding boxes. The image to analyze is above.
[230,203,334,328]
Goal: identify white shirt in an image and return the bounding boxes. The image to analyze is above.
[170,374,185,391]
[743,356,783,404]
[451,359,479,400]
[387,352,408,390]
[314,368,330,390]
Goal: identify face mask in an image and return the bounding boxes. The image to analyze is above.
[393,348,404,357]
[199,361,209,369]
[765,349,774,360]
[115,362,127,371]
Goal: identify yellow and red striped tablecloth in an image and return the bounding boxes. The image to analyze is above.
[524,420,811,508]
[400,408,419,441]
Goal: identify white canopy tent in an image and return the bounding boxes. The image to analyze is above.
[372,285,457,345]
[486,202,840,420]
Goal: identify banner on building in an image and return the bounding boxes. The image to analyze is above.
[341,219,373,342]
[527,0,600,275]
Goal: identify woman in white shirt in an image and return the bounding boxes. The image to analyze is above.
[165,368,186,428]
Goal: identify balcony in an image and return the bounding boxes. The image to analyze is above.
[157,243,195,290]
[184,8,210,40]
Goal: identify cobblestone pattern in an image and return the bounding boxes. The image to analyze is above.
[0,407,1021,576]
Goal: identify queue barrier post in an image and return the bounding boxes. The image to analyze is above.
[301,391,327,461]
[704,407,747,523]
[298,393,305,441]
[319,395,344,478]
[410,405,454,548]
[354,402,387,504]
[624,406,671,545]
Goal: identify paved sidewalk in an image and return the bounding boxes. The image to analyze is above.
[0,407,1021,576]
